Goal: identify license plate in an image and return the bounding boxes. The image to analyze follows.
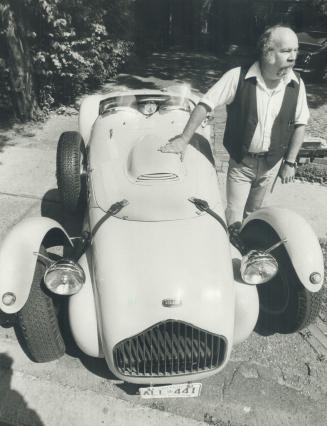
[140,383,202,399]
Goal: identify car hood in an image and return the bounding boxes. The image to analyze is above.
[89,110,221,221]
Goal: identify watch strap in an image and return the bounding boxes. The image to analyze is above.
[284,160,297,168]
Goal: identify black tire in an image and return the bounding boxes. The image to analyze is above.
[15,246,65,362]
[241,220,322,334]
[56,131,86,213]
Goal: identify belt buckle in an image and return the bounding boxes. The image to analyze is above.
[248,152,266,158]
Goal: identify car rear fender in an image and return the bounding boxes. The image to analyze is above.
[241,207,324,292]
[79,95,103,145]
[0,217,72,314]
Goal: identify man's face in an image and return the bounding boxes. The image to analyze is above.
[263,29,298,80]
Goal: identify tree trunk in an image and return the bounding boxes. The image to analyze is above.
[1,2,40,121]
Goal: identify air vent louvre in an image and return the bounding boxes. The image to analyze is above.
[137,173,178,182]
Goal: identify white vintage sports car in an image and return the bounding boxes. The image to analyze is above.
[0,86,324,396]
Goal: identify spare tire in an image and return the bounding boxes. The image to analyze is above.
[241,220,322,334]
[57,131,86,214]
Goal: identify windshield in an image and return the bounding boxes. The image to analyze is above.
[99,92,196,116]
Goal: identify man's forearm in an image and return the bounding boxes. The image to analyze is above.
[182,103,209,142]
[285,124,306,162]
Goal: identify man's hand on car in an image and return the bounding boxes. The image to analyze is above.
[159,135,189,161]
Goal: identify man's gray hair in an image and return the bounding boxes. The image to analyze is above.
[257,24,294,59]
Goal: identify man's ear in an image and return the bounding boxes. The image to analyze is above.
[263,50,276,65]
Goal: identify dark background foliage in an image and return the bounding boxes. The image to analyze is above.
[0,0,326,121]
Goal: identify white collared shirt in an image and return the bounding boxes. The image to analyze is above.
[200,62,310,153]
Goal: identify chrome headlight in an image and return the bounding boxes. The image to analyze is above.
[44,259,85,295]
[241,250,278,285]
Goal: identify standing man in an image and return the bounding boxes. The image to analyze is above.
[160,25,309,241]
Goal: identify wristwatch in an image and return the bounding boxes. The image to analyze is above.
[284,159,297,168]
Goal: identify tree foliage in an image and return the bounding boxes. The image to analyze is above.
[1,1,41,120]
[0,0,134,120]
[133,0,327,54]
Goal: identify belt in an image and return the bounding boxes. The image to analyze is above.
[246,152,268,158]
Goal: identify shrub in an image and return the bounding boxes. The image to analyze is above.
[296,162,327,184]
[0,0,135,115]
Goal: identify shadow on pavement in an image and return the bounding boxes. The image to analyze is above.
[113,75,159,90]
[0,135,11,153]
[116,382,142,396]
[78,355,118,381]
[0,312,16,329]
[122,51,230,93]
[0,353,44,426]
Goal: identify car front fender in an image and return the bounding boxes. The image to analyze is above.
[230,246,259,345]
[0,217,72,314]
[79,94,103,145]
[69,251,103,358]
[242,207,324,293]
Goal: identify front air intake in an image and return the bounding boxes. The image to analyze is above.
[113,320,226,377]
[137,173,178,182]
[127,134,182,183]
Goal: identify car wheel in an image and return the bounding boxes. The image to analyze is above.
[241,220,322,334]
[15,246,65,362]
[56,131,86,214]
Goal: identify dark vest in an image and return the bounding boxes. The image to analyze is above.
[223,67,300,167]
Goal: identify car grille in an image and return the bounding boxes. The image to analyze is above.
[113,320,226,377]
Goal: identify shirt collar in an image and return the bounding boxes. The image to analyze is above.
[245,61,299,87]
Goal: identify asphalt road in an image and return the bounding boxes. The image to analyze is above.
[1,53,327,426]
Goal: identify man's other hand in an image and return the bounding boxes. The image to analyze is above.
[158,135,188,161]
[279,162,296,183]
